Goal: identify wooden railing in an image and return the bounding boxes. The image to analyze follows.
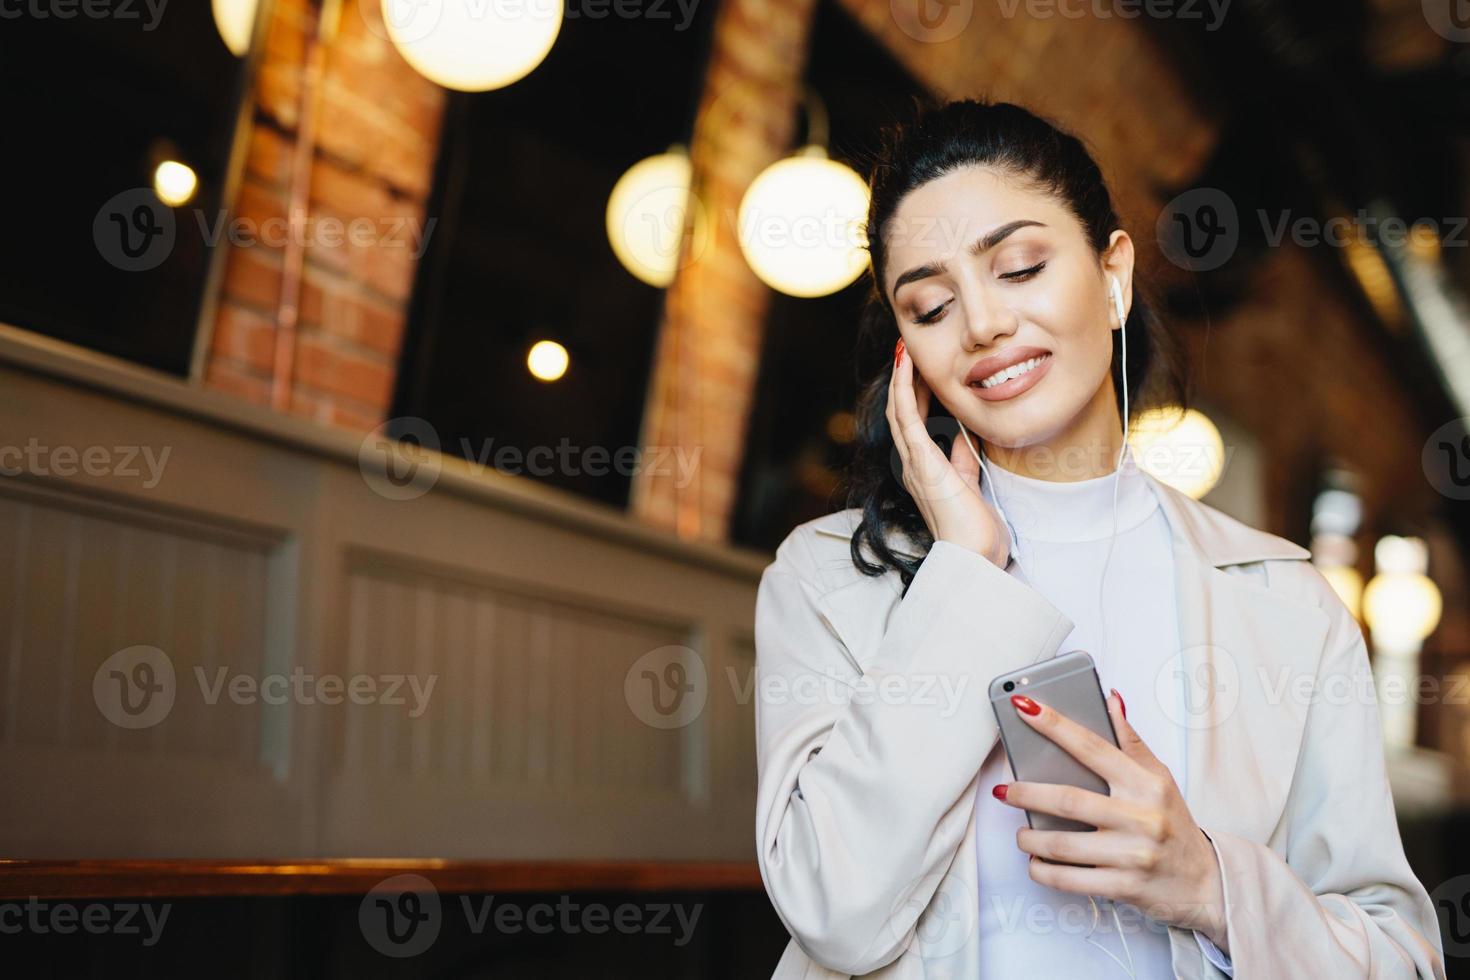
[0,859,765,899]
[0,323,769,863]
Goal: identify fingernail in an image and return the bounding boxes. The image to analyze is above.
[1111,688,1126,719]
[894,338,905,367]
[991,784,1008,801]
[1010,694,1040,716]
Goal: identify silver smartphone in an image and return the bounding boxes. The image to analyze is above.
[989,650,1118,833]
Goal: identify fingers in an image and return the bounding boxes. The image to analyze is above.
[1009,695,1137,787]
[889,344,959,503]
[1023,856,1134,901]
[997,780,1150,833]
[1016,828,1156,871]
[1107,688,1162,771]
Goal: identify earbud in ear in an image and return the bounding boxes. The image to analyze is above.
[1109,275,1126,325]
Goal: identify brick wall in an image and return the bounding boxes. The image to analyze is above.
[629,0,823,540]
[203,0,445,433]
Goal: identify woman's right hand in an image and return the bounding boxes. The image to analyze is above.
[887,339,1010,567]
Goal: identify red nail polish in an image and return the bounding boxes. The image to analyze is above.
[1111,688,1126,719]
[894,339,905,367]
[992,784,1008,801]
[1010,694,1040,716]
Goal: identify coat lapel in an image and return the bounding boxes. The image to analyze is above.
[1148,479,1331,843]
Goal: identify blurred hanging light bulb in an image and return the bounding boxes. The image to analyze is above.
[606,148,707,287]
[737,146,869,298]
[212,0,259,56]
[1363,536,1442,652]
[381,0,562,92]
[153,160,199,207]
[527,340,568,382]
[1127,406,1225,498]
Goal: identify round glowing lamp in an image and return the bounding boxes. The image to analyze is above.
[527,340,568,382]
[381,0,562,92]
[1363,536,1442,651]
[153,161,199,207]
[736,146,869,298]
[606,148,706,287]
[212,0,258,56]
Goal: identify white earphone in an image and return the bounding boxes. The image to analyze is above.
[1110,275,1126,325]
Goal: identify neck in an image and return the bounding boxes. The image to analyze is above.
[981,380,1125,482]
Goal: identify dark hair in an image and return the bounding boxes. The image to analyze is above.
[842,98,1189,592]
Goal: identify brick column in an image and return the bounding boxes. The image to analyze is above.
[629,0,823,541]
[203,0,445,432]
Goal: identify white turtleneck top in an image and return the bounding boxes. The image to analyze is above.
[972,443,1233,978]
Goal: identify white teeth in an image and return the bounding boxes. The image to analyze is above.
[978,354,1047,388]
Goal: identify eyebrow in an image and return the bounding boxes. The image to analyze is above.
[889,219,1049,295]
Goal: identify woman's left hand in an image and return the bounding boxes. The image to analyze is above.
[994,690,1231,952]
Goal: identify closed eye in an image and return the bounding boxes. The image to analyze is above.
[1000,261,1046,282]
[913,301,950,325]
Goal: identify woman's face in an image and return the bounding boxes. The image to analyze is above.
[882,165,1134,462]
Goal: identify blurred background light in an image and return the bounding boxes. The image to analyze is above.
[152,160,198,207]
[1364,535,1443,651]
[381,0,562,92]
[1126,406,1225,499]
[606,148,703,288]
[211,0,258,57]
[527,339,569,382]
[736,146,869,299]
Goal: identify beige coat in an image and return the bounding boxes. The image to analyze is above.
[753,471,1446,979]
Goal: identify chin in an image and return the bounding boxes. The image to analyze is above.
[959,404,1074,452]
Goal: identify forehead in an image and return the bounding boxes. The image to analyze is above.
[881,165,1078,290]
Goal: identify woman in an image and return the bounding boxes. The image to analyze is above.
[752,99,1445,979]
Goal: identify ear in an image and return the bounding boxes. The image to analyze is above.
[1102,230,1135,330]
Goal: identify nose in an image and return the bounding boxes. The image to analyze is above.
[959,283,1019,351]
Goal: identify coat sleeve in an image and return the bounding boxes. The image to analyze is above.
[752,537,1074,975]
[1200,563,1446,979]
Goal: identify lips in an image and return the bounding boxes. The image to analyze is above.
[966,346,1053,402]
